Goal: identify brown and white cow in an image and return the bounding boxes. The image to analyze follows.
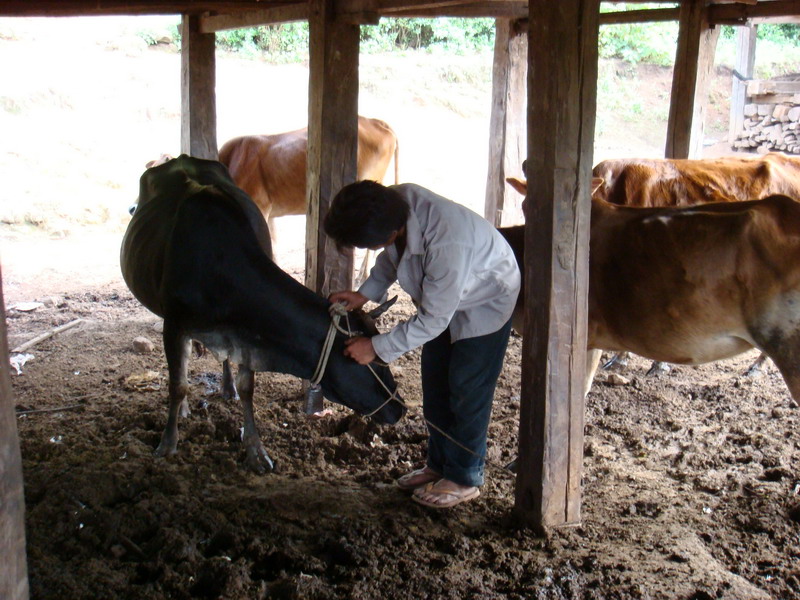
[218,116,400,231]
[592,152,800,207]
[586,153,800,375]
[500,177,800,401]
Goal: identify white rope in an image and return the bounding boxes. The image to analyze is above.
[309,303,348,385]
[310,304,513,478]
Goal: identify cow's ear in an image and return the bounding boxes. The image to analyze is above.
[591,177,604,197]
[506,177,528,196]
[367,295,398,320]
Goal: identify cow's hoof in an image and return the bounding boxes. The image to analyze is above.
[602,353,628,370]
[744,364,763,379]
[178,398,191,419]
[154,441,178,458]
[645,361,671,377]
[244,445,274,474]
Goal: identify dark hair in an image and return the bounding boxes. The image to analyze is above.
[324,180,410,249]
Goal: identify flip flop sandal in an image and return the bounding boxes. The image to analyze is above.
[396,467,440,491]
[411,481,480,509]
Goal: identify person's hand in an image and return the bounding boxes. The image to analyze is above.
[328,290,368,311]
[344,336,377,365]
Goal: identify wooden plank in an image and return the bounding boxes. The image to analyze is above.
[0,268,30,600]
[485,18,527,227]
[338,0,502,15]
[711,1,800,25]
[599,7,680,25]
[200,4,309,31]
[514,0,599,532]
[0,1,278,17]
[381,2,527,19]
[747,79,800,96]
[753,16,800,25]
[665,0,720,159]
[305,0,359,296]
[729,23,758,144]
[180,14,218,160]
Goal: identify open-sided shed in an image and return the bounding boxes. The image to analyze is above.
[3,2,800,598]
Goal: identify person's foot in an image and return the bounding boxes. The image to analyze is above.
[412,479,480,508]
[396,466,440,491]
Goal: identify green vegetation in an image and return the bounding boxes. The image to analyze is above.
[151,14,799,77]
[214,23,309,60]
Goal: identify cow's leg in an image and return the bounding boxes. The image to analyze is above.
[236,365,274,473]
[156,321,191,457]
[355,249,373,288]
[584,349,603,397]
[744,352,769,378]
[266,216,277,243]
[221,359,237,399]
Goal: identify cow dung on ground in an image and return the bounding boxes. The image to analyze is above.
[7,278,800,599]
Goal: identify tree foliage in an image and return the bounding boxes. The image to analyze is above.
[160,15,800,69]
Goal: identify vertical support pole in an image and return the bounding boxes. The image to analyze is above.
[181,14,218,160]
[665,0,720,159]
[485,18,527,227]
[305,0,359,296]
[514,0,599,532]
[0,269,29,600]
[728,23,757,146]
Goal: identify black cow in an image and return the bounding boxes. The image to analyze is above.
[120,155,405,473]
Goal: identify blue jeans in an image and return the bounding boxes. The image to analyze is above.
[420,319,513,487]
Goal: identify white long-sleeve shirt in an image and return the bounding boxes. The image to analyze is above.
[358,183,521,363]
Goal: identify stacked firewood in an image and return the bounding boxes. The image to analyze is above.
[733,101,800,154]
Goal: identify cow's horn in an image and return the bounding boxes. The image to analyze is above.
[367,295,398,319]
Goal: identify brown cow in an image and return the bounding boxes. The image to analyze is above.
[592,152,800,207]
[500,177,800,401]
[588,153,800,375]
[218,116,399,232]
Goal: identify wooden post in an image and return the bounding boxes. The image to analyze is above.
[0,268,30,600]
[181,14,218,160]
[305,0,359,295]
[665,0,720,159]
[728,23,757,145]
[514,0,599,532]
[485,18,527,227]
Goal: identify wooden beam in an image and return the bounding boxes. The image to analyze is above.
[0,268,30,600]
[729,23,758,145]
[665,0,720,159]
[753,16,800,25]
[485,18,527,227]
[599,7,680,25]
[514,0,599,532]
[200,4,309,31]
[305,0,359,296]
[180,14,218,160]
[383,2,527,19]
[0,1,276,17]
[711,1,800,25]
[337,0,505,15]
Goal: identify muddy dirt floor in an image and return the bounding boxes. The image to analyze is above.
[3,15,800,600]
[4,246,800,599]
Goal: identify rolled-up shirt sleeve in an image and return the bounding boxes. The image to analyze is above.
[371,244,473,363]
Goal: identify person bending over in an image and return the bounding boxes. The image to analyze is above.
[324,180,520,509]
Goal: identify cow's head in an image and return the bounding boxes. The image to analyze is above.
[321,296,405,425]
